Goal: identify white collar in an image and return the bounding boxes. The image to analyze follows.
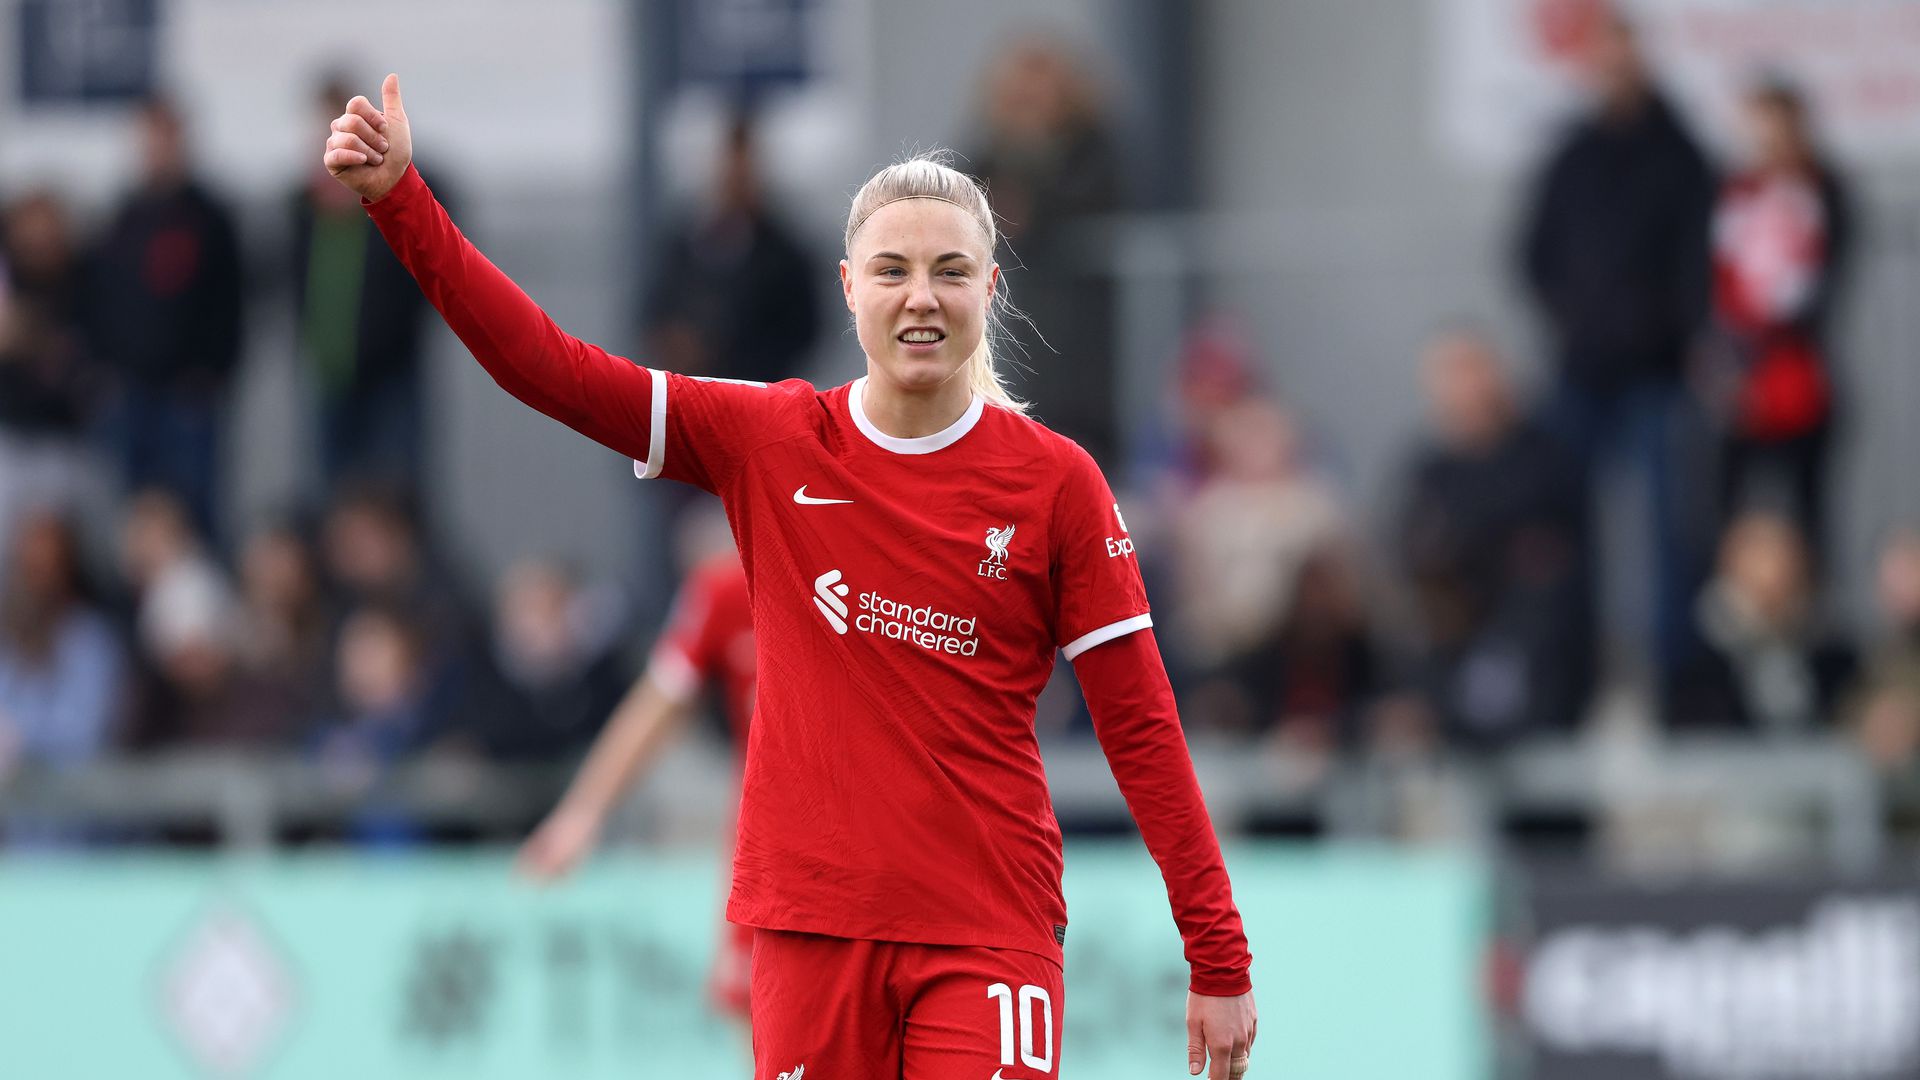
[847,375,984,455]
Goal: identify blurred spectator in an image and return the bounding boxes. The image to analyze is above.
[1845,529,1920,774]
[1397,328,1594,747]
[0,510,124,770]
[644,111,818,385]
[321,485,466,628]
[291,74,438,500]
[120,490,298,747]
[1143,316,1261,489]
[1129,318,1262,596]
[970,35,1123,465]
[1666,511,1854,733]
[1517,11,1715,677]
[0,190,80,320]
[1170,396,1360,733]
[313,602,444,767]
[1703,78,1852,566]
[320,483,473,716]
[235,516,335,725]
[453,558,629,760]
[0,192,105,552]
[1263,546,1380,753]
[84,97,244,540]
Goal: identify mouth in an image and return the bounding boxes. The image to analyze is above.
[897,327,946,351]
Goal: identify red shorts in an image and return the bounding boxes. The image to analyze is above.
[709,919,755,1018]
[750,929,1065,1080]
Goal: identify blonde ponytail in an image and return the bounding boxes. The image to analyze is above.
[846,151,1029,414]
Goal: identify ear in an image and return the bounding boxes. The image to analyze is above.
[840,259,855,313]
[987,262,1000,304]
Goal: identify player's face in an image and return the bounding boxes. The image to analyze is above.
[841,199,998,394]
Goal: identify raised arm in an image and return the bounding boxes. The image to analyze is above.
[323,75,655,460]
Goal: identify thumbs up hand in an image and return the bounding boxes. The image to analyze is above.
[323,73,413,202]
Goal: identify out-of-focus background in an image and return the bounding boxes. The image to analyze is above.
[3,0,1920,1077]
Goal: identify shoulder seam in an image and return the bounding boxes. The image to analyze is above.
[705,380,819,492]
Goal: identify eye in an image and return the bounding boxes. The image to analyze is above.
[941,268,969,279]
[879,266,906,279]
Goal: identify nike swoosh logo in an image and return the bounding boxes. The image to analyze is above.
[793,485,853,505]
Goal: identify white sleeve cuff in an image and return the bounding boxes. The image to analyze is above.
[1061,613,1153,660]
[646,647,700,702]
[632,367,668,480]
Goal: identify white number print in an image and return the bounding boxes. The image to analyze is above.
[986,981,1054,1073]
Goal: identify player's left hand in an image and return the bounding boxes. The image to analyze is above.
[1187,989,1257,1079]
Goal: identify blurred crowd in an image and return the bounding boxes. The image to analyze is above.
[1125,14,1920,850]
[2,16,1918,851]
[0,83,632,809]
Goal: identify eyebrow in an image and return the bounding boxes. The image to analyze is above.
[867,251,977,265]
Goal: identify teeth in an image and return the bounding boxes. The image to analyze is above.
[901,330,943,343]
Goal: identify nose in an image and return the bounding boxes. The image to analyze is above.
[904,271,937,314]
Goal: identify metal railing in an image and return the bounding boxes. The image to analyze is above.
[0,734,1894,874]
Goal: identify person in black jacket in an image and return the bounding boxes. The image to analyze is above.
[969,36,1124,466]
[291,75,439,501]
[0,191,105,550]
[1397,328,1595,747]
[453,558,629,763]
[85,97,244,541]
[642,111,819,387]
[1519,11,1715,684]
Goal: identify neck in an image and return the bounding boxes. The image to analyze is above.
[1762,150,1814,177]
[860,367,975,439]
[1601,86,1650,126]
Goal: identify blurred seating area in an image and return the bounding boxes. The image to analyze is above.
[3,8,1919,878]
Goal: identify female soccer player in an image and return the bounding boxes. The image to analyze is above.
[519,544,760,1020]
[324,74,1257,1080]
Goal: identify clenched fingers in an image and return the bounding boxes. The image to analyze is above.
[326,130,383,163]
[323,147,368,172]
[330,113,389,154]
[324,130,382,169]
[344,94,387,132]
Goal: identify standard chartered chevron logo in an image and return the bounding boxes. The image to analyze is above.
[813,569,850,634]
[810,567,982,656]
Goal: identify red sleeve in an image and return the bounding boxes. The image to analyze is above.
[364,165,797,493]
[646,566,720,702]
[364,165,655,460]
[1073,628,1254,997]
[1050,446,1152,657]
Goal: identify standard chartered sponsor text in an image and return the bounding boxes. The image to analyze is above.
[855,589,980,656]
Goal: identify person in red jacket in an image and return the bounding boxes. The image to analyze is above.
[519,547,759,1019]
[324,74,1255,1080]
[1706,77,1852,570]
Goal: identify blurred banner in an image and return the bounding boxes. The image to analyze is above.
[0,844,1487,1079]
[1519,876,1920,1080]
[16,0,158,103]
[1437,0,1920,166]
[669,0,815,91]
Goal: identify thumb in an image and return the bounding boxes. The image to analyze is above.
[1187,1017,1205,1076]
[381,73,406,121]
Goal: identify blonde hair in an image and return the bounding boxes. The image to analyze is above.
[845,152,1029,413]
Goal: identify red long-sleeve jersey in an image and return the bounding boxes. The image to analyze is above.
[366,165,1251,994]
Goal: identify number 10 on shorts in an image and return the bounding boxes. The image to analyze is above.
[986,982,1054,1073]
